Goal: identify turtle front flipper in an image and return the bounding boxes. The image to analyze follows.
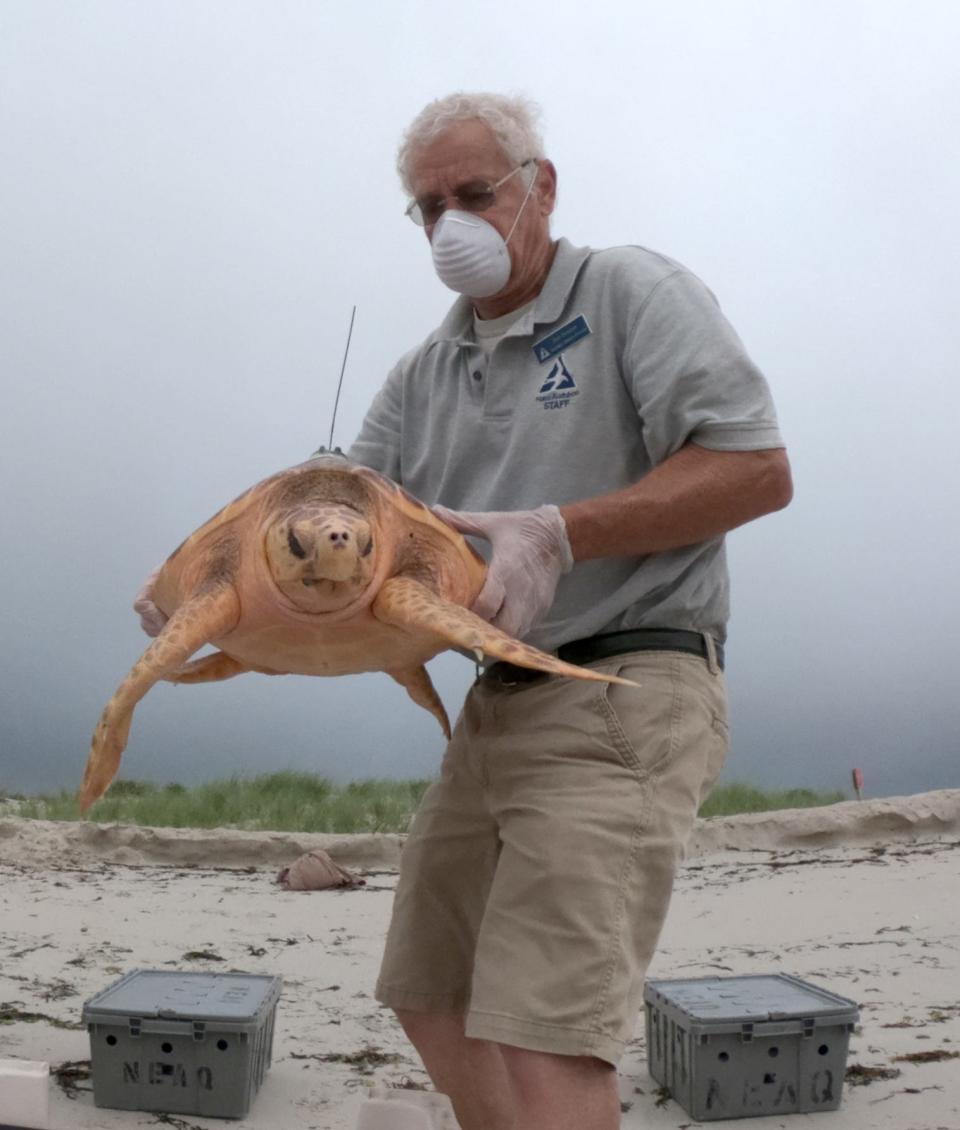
[386,666,452,738]
[371,577,641,688]
[78,585,241,813]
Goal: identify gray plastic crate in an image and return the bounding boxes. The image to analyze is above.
[82,969,282,1119]
[643,973,859,1121]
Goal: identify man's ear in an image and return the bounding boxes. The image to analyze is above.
[537,159,558,217]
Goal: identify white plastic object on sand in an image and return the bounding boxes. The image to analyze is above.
[0,1059,49,1129]
[364,1087,462,1129]
[355,1097,434,1129]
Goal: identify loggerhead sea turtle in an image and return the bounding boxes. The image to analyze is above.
[78,454,638,812]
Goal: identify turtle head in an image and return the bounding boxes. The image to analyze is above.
[265,503,376,611]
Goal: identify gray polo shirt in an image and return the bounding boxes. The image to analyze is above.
[349,238,784,649]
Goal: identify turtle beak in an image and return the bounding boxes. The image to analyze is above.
[311,518,368,582]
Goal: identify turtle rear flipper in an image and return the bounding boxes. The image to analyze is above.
[372,577,641,688]
[166,651,250,684]
[78,585,240,813]
[386,665,451,738]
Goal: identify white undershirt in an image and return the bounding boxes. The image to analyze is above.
[471,301,534,355]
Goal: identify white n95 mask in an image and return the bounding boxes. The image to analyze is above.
[429,166,538,298]
[430,211,512,297]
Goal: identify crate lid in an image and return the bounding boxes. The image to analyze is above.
[82,969,282,1023]
[644,973,859,1023]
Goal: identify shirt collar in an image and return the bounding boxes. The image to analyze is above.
[430,237,592,347]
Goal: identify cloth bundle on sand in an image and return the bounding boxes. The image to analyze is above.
[277,849,365,890]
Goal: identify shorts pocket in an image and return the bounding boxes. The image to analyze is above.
[592,655,680,780]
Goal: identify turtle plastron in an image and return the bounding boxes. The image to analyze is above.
[78,456,641,814]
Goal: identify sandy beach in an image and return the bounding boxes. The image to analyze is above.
[1,790,958,1129]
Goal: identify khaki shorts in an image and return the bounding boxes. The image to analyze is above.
[375,648,729,1066]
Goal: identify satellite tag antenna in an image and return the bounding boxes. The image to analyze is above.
[318,304,357,455]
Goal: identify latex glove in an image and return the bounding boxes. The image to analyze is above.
[133,564,168,637]
[433,504,574,639]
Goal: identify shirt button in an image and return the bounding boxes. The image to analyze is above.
[472,370,483,381]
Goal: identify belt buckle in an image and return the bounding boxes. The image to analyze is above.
[487,661,538,688]
[496,662,523,688]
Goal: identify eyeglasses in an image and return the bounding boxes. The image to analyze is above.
[405,159,538,227]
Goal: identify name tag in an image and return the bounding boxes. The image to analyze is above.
[532,315,591,363]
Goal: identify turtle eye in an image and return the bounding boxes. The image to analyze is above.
[287,529,307,559]
[360,536,373,558]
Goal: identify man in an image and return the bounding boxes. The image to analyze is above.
[134,92,791,1129]
[347,92,792,1130]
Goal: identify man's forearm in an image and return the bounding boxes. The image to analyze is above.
[560,443,793,562]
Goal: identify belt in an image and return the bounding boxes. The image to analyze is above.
[483,628,724,686]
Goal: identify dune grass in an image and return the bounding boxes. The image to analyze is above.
[12,773,434,834]
[697,782,846,819]
[5,773,846,833]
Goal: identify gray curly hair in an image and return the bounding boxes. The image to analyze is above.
[397,92,546,194]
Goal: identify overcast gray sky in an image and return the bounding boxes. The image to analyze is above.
[2,0,958,801]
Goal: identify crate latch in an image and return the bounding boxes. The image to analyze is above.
[802,1018,815,1039]
[128,1017,142,1038]
[739,1023,754,1043]
[193,1020,206,1042]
